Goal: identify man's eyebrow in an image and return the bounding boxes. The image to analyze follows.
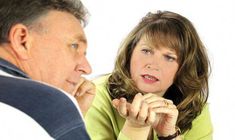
[77,34,87,44]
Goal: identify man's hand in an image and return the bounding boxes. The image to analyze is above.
[72,77,96,116]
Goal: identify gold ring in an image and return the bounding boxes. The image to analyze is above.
[164,100,169,107]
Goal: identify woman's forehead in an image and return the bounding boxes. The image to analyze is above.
[139,34,178,51]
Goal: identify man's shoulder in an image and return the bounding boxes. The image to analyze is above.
[0,75,89,139]
[0,75,60,94]
[0,102,53,140]
[0,75,76,109]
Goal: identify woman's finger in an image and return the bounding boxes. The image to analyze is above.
[137,101,149,123]
[148,99,173,108]
[112,99,120,109]
[119,98,128,117]
[129,93,143,118]
[146,108,157,125]
[152,105,178,116]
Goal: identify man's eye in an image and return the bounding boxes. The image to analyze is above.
[71,43,79,49]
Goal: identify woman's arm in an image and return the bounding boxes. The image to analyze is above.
[183,104,213,140]
[112,93,155,140]
[84,87,118,140]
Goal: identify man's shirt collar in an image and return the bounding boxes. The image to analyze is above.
[0,57,29,78]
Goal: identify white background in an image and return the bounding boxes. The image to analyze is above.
[83,0,235,139]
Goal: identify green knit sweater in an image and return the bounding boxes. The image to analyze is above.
[85,75,213,140]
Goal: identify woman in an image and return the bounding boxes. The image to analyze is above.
[85,11,213,140]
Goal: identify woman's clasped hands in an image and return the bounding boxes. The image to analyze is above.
[112,93,179,139]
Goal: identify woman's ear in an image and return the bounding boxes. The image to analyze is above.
[8,23,32,60]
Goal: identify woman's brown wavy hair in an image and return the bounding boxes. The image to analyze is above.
[107,11,210,133]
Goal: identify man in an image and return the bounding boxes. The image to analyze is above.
[0,0,95,139]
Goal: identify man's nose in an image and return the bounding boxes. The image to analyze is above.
[76,56,92,75]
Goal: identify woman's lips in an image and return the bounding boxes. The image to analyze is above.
[141,74,159,84]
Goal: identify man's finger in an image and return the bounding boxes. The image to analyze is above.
[72,77,86,96]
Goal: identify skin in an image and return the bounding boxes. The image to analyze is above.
[130,36,179,96]
[112,36,181,139]
[0,10,95,116]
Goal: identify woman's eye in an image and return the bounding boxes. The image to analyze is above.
[71,43,79,49]
[141,49,152,55]
[164,55,176,62]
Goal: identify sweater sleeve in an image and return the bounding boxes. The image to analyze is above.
[183,104,213,140]
[85,76,130,140]
[118,131,131,140]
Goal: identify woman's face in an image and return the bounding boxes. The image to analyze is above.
[130,36,179,96]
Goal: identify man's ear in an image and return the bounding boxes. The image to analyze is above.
[8,24,32,60]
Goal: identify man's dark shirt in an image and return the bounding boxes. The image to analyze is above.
[0,58,90,140]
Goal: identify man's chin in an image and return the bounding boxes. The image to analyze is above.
[61,81,76,94]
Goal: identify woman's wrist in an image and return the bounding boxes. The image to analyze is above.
[157,126,181,140]
[154,124,178,136]
[157,127,176,137]
[121,121,151,140]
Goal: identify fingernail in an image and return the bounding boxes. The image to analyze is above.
[120,98,126,102]
[75,92,80,97]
